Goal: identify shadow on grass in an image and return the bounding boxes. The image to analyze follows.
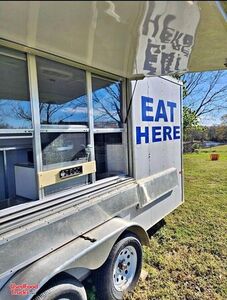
[147,219,166,238]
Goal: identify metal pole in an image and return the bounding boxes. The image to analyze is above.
[27,54,44,199]
[121,79,129,176]
[3,150,9,199]
[86,71,96,183]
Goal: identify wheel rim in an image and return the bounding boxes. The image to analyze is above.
[113,245,138,292]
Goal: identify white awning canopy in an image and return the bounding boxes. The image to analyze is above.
[0,1,226,78]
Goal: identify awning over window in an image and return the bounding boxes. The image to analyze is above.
[0,1,226,78]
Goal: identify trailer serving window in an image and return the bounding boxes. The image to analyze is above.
[0,45,128,211]
[37,57,88,126]
[36,57,91,196]
[0,46,34,209]
[0,46,127,209]
[92,76,127,180]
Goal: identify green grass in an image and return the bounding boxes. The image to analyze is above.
[125,145,227,300]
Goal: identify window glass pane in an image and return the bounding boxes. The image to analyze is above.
[41,132,89,168]
[37,57,88,126]
[92,76,122,128]
[0,136,34,208]
[0,46,31,129]
[41,132,90,196]
[0,151,5,201]
[94,133,126,180]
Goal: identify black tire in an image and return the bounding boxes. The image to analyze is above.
[95,233,142,300]
[33,278,87,300]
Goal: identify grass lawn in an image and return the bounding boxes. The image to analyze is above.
[125,145,227,300]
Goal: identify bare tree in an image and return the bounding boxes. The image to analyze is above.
[93,82,122,127]
[221,114,227,125]
[1,84,121,128]
[10,97,87,125]
[181,70,227,118]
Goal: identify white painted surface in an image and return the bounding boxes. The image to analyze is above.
[131,76,183,214]
[0,1,210,77]
[15,165,37,200]
[132,76,182,179]
[106,144,126,174]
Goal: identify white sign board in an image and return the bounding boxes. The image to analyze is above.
[132,76,182,179]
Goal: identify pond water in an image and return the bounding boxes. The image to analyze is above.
[202,141,223,148]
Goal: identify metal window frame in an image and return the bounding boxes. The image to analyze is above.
[91,73,120,83]
[37,64,128,196]
[0,41,130,213]
[93,128,124,134]
[2,150,8,199]
[40,127,89,133]
[32,53,128,197]
[27,54,44,199]
[92,74,124,131]
[0,45,32,133]
[122,79,129,176]
[0,129,33,134]
[0,135,33,140]
[0,48,26,61]
[34,57,92,191]
[86,71,96,183]
[37,57,90,131]
[125,78,134,178]
[92,75,129,177]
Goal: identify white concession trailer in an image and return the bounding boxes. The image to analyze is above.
[0,1,226,300]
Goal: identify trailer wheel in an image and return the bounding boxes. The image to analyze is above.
[95,233,142,300]
[33,278,87,300]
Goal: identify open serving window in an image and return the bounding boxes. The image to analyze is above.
[0,45,128,211]
[0,47,34,209]
[92,75,127,180]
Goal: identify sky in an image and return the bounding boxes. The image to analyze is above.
[182,70,227,126]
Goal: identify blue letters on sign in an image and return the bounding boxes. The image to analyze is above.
[173,126,181,139]
[136,96,180,144]
[136,126,149,144]
[152,126,162,142]
[163,126,172,141]
[155,100,168,122]
[141,96,153,121]
[167,101,177,122]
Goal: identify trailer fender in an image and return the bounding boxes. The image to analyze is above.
[0,218,149,300]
